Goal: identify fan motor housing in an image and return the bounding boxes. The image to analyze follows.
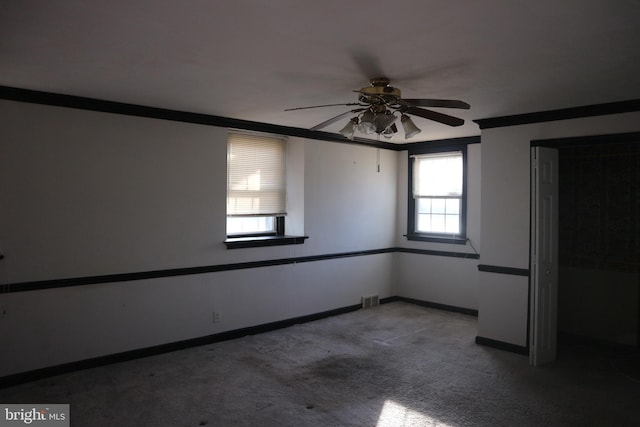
[360,86,401,97]
[359,77,401,104]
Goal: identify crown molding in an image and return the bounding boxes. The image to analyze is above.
[474,99,640,129]
[1,85,401,150]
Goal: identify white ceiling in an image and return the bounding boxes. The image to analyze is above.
[2,0,640,143]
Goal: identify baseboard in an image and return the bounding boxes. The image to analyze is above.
[395,296,478,317]
[475,336,529,355]
[1,297,480,388]
[0,303,361,388]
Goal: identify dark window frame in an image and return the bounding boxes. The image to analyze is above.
[225,215,308,249]
[225,132,307,249]
[407,144,468,244]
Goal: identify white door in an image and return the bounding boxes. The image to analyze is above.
[530,147,559,366]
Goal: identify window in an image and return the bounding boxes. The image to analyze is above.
[408,147,467,243]
[225,131,307,249]
[227,132,286,237]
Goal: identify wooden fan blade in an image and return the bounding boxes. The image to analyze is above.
[310,108,366,131]
[402,99,470,109]
[285,103,360,111]
[404,106,465,127]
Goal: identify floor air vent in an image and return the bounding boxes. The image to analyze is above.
[362,295,380,309]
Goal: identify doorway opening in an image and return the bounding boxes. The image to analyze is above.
[531,132,640,366]
[557,141,640,348]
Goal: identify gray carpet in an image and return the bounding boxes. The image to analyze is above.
[2,302,639,426]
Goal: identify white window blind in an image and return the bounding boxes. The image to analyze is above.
[227,132,286,216]
[413,151,463,197]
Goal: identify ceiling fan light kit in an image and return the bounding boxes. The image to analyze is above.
[357,110,376,135]
[287,77,469,141]
[401,114,421,139]
[382,123,398,138]
[338,117,359,140]
[374,111,397,132]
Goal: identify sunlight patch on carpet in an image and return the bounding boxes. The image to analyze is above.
[376,400,452,427]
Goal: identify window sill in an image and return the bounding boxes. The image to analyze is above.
[224,235,309,249]
[405,234,467,245]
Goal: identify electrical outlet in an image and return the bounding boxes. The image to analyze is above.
[212,312,221,323]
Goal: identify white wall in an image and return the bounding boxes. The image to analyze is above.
[301,142,397,255]
[0,101,227,282]
[7,96,637,376]
[0,100,397,376]
[478,111,640,347]
[395,143,482,310]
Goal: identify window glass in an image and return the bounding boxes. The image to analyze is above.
[409,149,466,241]
[226,216,276,235]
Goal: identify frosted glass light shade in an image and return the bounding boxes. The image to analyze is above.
[339,118,358,140]
[375,113,396,133]
[401,114,421,139]
[358,110,376,134]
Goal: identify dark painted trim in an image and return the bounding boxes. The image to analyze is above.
[0,248,395,293]
[405,235,468,245]
[0,303,362,388]
[0,297,475,387]
[2,86,483,151]
[275,216,285,236]
[475,336,529,355]
[400,135,481,151]
[396,296,478,317]
[478,264,530,276]
[0,86,476,152]
[379,296,401,304]
[406,144,469,243]
[0,259,295,294]
[531,131,640,148]
[1,247,480,294]
[396,247,480,259]
[224,235,308,249]
[474,99,640,129]
[0,85,398,151]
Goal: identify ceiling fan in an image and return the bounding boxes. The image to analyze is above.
[285,77,470,140]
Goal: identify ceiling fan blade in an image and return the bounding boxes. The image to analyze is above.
[404,106,465,127]
[402,99,470,109]
[285,103,360,111]
[310,108,366,131]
